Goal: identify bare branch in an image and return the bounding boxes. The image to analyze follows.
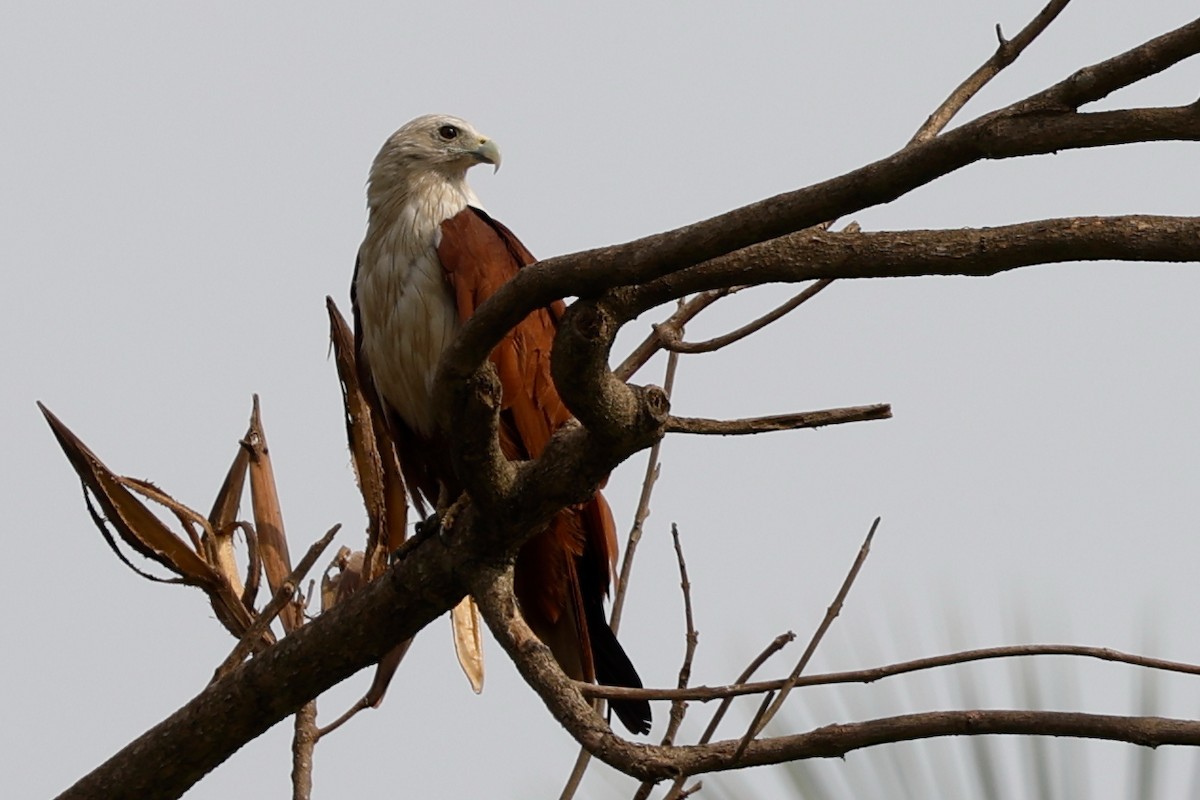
[1022,15,1200,111]
[659,280,833,355]
[291,701,317,800]
[615,289,733,381]
[469,569,1200,783]
[611,350,680,631]
[911,0,1074,144]
[624,0,1065,384]
[664,523,699,746]
[213,525,341,682]
[551,299,672,445]
[707,634,795,732]
[620,215,1200,315]
[557,748,593,800]
[654,633,797,799]
[583,642,1200,703]
[749,518,880,739]
[666,405,892,436]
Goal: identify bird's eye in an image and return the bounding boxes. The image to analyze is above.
[438,125,459,140]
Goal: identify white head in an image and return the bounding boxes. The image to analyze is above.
[367,114,500,210]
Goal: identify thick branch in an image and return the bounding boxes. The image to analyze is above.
[1023,15,1200,110]
[445,362,518,510]
[620,215,1200,315]
[551,298,671,444]
[57,528,473,799]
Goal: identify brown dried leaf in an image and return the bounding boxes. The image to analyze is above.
[451,596,485,694]
[327,297,408,581]
[206,442,250,600]
[121,476,210,553]
[235,521,261,610]
[39,403,216,585]
[242,395,302,633]
[39,403,259,639]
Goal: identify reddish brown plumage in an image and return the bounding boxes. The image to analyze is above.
[355,205,650,734]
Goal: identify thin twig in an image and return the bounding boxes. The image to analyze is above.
[733,691,776,760]
[700,633,796,741]
[315,696,371,740]
[557,747,593,800]
[213,524,341,681]
[611,348,680,631]
[660,280,834,354]
[665,523,699,745]
[910,0,1074,145]
[582,641,1200,702]
[615,289,734,381]
[666,404,891,436]
[742,517,880,744]
[291,700,317,800]
[656,632,795,799]
[672,782,703,799]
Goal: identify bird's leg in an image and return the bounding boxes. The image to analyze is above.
[392,486,466,564]
[435,488,468,542]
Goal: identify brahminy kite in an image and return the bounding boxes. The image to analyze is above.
[351,114,651,735]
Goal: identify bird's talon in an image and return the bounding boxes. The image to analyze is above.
[390,513,442,564]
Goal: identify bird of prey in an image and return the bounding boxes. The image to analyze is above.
[351,114,651,735]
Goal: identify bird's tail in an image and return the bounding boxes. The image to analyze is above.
[582,589,652,735]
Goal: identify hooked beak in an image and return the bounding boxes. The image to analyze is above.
[473,138,501,173]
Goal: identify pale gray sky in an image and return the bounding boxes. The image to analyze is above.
[5,2,1200,797]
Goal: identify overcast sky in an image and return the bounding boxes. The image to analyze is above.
[5,2,1200,797]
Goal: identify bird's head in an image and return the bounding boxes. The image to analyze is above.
[367,114,500,208]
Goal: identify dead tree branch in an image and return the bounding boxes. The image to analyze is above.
[470,555,1200,784]
[581,643,1200,703]
[666,405,892,436]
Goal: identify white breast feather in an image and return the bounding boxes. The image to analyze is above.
[357,179,481,437]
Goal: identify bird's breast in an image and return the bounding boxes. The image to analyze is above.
[356,204,463,438]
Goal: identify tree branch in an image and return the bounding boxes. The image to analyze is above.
[666,405,892,436]
[620,215,1200,315]
[615,289,733,381]
[910,0,1074,145]
[213,524,341,682]
[469,568,1200,782]
[580,643,1200,703]
[656,280,832,356]
[56,526,471,799]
